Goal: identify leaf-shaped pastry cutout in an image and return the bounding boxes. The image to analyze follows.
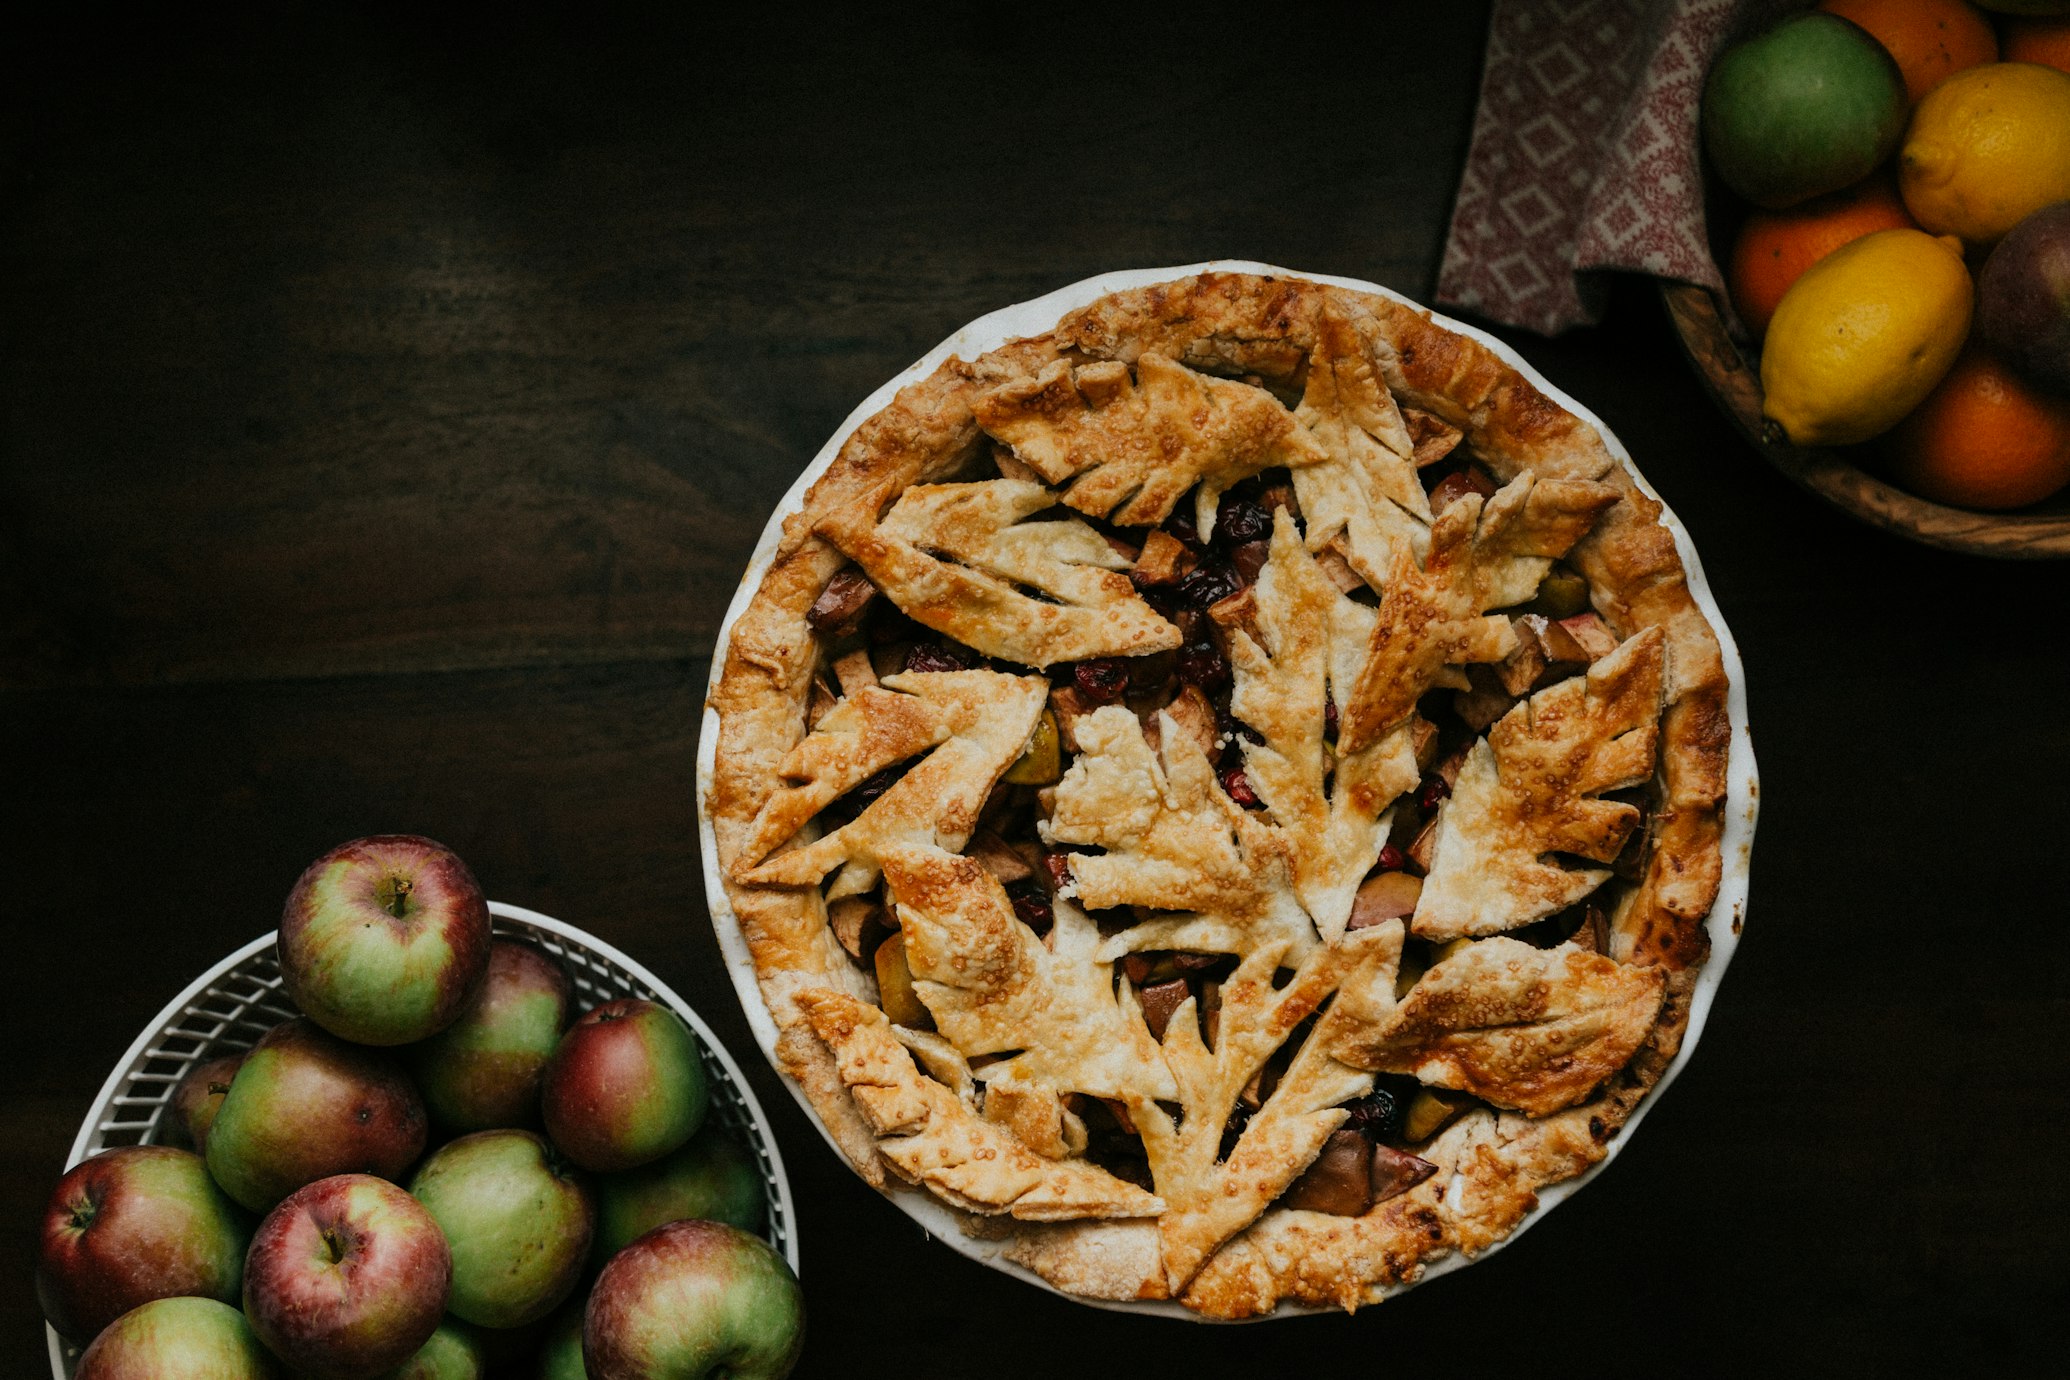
[1290,304,1430,587]
[880,842,1177,1104]
[1335,473,1619,754]
[795,987,1165,1220]
[732,669,1048,899]
[974,352,1327,538]
[1468,471,1622,611]
[1413,627,1664,940]
[1330,937,1665,1116]
[821,479,1179,668]
[1131,921,1404,1294]
[1219,510,1420,941]
[1043,704,1313,964]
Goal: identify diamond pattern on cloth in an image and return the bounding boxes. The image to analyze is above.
[1436,0,1791,336]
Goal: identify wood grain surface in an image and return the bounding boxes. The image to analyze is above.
[5,6,2066,1375]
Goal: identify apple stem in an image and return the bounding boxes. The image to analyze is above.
[385,876,413,919]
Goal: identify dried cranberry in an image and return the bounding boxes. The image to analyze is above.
[1377,844,1406,872]
[1040,852,1074,893]
[1073,658,1130,703]
[1417,775,1451,812]
[1221,767,1260,807]
[1007,879,1053,934]
[1177,642,1230,689]
[903,642,974,673]
[1165,508,1201,545]
[1175,560,1245,610]
[1341,1087,1405,1140]
[1324,697,1340,737]
[1215,499,1271,547]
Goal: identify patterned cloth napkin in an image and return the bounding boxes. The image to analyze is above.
[1436,0,1794,335]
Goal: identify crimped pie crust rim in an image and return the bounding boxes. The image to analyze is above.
[695,260,1759,1319]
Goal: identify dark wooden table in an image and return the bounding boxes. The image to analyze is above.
[7,6,2066,1374]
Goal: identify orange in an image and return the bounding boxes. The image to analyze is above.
[1820,0,2001,101]
[2003,17,2070,71]
[1886,347,2070,508]
[1727,177,1917,335]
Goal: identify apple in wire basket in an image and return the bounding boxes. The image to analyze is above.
[407,1129,595,1330]
[242,1173,451,1378]
[205,1018,427,1212]
[35,1145,251,1343]
[279,835,492,1047]
[540,998,708,1173]
[584,1219,803,1380]
[407,938,574,1132]
[73,1296,280,1379]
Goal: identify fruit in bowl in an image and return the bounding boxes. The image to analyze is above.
[1705,3,2070,515]
[243,1174,451,1378]
[584,1220,803,1380]
[373,1319,485,1379]
[542,998,709,1173]
[1899,61,2070,245]
[1979,200,2070,393]
[1703,11,1907,208]
[408,938,573,1132]
[35,1145,251,1343]
[206,1017,428,1211]
[407,1129,594,1329]
[1759,228,1973,445]
[167,1052,244,1155]
[75,1296,280,1380]
[593,1124,768,1261]
[281,834,493,1047]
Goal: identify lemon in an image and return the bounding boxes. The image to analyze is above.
[1900,63,2070,246]
[1761,229,1973,446]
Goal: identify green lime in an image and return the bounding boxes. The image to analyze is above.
[1703,12,1906,210]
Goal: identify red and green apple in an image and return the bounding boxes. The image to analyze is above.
[280,835,492,1047]
[35,1145,251,1343]
[407,939,571,1132]
[74,1296,280,1380]
[406,1129,593,1330]
[206,1018,427,1212]
[584,1219,802,1380]
[243,1173,451,1379]
[542,999,708,1173]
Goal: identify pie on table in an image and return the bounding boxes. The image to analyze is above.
[706,272,1732,1317]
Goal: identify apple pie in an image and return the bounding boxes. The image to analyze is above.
[705,272,1735,1317]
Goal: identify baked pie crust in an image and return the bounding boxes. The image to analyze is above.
[705,272,1735,1317]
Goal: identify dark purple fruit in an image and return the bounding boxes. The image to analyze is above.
[904,642,974,673]
[1341,1087,1405,1141]
[1979,202,2070,396]
[1072,658,1130,703]
[1215,500,1271,546]
[1006,879,1053,935]
[1177,643,1230,690]
[1175,560,1245,610]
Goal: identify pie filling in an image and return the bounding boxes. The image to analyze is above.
[717,279,1722,1314]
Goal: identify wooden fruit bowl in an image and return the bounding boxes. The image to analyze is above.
[1661,280,2070,558]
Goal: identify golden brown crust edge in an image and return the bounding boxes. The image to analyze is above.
[707,272,1734,1316]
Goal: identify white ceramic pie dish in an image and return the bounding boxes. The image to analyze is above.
[697,260,1758,1319]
